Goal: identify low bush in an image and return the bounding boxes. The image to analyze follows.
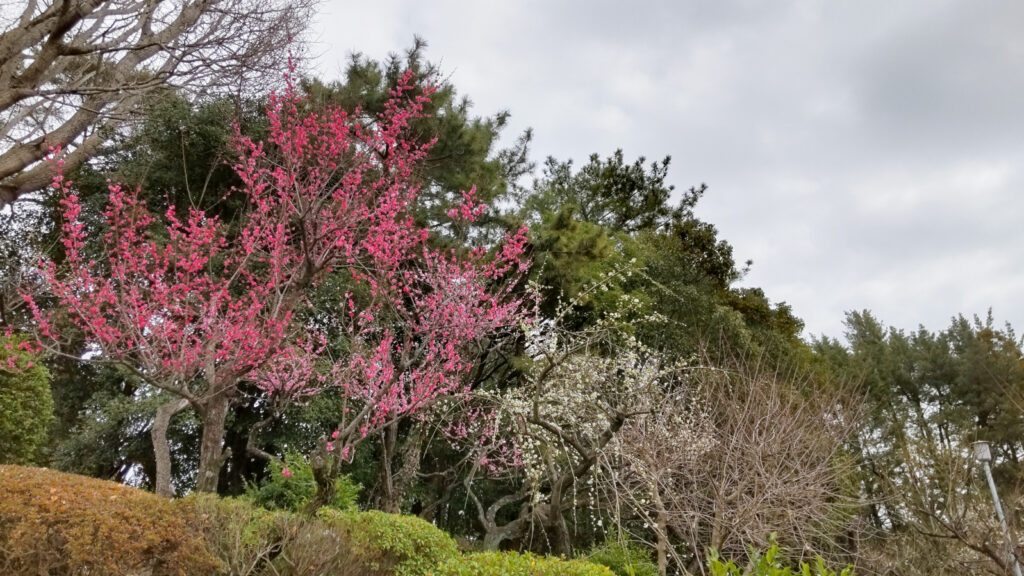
[245,452,360,512]
[319,508,459,576]
[1,465,625,576]
[585,540,659,576]
[708,541,854,576]
[183,493,360,576]
[437,551,613,576]
[0,464,220,575]
[181,494,292,576]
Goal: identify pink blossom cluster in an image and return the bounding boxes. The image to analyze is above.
[442,403,524,476]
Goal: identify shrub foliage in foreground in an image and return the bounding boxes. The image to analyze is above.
[708,541,855,576]
[585,540,660,576]
[319,508,460,576]
[245,451,360,512]
[0,466,614,576]
[438,551,613,575]
[182,494,363,576]
[0,465,219,575]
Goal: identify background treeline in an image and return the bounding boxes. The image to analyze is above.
[2,42,1023,576]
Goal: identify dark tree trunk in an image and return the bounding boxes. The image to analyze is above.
[375,422,399,512]
[548,480,573,556]
[195,393,231,493]
[376,422,424,514]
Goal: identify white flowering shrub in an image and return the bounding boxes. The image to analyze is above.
[449,265,714,553]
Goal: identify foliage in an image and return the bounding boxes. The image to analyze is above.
[0,336,53,465]
[520,148,804,361]
[181,494,295,576]
[584,540,660,576]
[182,493,365,576]
[707,541,854,576]
[814,310,1024,575]
[3,466,604,576]
[50,383,200,490]
[0,465,220,575]
[438,551,612,576]
[318,508,460,576]
[522,151,676,233]
[245,452,359,512]
[304,37,534,234]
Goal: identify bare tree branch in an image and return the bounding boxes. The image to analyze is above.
[0,0,316,208]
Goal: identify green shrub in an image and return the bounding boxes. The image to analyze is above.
[708,541,854,576]
[438,551,613,576]
[319,508,459,576]
[181,494,290,576]
[0,465,220,575]
[0,336,53,464]
[0,464,627,576]
[245,451,360,512]
[181,493,361,576]
[585,540,659,576]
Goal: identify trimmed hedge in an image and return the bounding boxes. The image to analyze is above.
[0,465,617,576]
[319,508,460,576]
[437,551,613,576]
[0,464,220,575]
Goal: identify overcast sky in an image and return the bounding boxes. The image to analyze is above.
[312,1,1024,340]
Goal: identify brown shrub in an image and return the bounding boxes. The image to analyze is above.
[0,464,220,575]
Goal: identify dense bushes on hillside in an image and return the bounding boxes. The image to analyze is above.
[0,465,616,576]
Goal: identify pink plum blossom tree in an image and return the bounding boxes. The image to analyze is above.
[25,71,529,496]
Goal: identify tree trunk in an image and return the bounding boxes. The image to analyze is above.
[195,393,231,493]
[306,450,338,516]
[377,423,424,514]
[151,398,188,497]
[548,480,573,556]
[375,422,399,512]
[483,518,526,551]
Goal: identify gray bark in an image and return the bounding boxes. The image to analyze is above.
[151,397,188,497]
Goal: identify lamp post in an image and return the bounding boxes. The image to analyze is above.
[974,440,1023,576]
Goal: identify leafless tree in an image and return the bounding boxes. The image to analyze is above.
[0,0,315,208]
[606,358,864,576]
[857,420,1024,576]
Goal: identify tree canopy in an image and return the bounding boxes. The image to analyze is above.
[3,37,1019,576]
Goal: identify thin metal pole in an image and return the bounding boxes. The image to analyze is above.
[982,459,1023,576]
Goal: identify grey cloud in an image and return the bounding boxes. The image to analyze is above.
[313,0,1024,339]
